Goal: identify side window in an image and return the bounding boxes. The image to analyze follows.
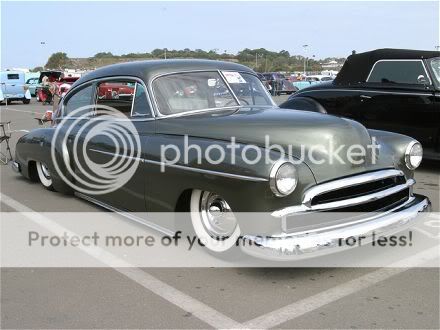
[367,60,429,85]
[64,84,94,116]
[7,74,20,80]
[96,80,135,116]
[132,83,152,117]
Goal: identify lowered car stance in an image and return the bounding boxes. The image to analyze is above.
[12,60,430,260]
[281,49,440,160]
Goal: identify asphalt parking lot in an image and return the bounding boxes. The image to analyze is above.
[1,98,439,329]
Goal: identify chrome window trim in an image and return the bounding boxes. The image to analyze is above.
[153,106,243,120]
[366,59,433,85]
[60,81,95,118]
[60,76,155,120]
[149,69,274,118]
[131,82,154,119]
[89,148,268,182]
[272,169,409,218]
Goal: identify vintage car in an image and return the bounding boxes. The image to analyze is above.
[25,77,39,96]
[0,71,32,104]
[281,49,440,160]
[12,60,430,259]
[35,71,79,103]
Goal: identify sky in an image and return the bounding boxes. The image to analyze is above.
[1,1,439,69]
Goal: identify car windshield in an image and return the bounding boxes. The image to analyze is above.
[428,57,440,87]
[153,71,273,115]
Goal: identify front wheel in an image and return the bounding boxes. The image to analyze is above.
[23,98,30,104]
[36,161,54,190]
[190,190,241,253]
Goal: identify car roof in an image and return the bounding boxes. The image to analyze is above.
[334,48,440,85]
[72,59,254,88]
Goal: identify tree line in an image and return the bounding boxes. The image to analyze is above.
[36,49,346,72]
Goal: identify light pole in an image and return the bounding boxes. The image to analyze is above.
[255,53,263,70]
[40,41,46,69]
[302,44,309,75]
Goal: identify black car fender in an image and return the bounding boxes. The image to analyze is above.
[280,96,327,114]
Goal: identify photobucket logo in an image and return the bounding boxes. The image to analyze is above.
[160,135,380,171]
[51,105,141,195]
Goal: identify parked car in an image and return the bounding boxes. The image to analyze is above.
[262,72,298,95]
[12,60,430,259]
[25,77,39,96]
[35,70,63,103]
[35,71,79,103]
[305,75,334,82]
[0,71,32,104]
[281,49,440,159]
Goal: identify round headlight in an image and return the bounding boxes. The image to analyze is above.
[270,161,298,197]
[405,141,423,170]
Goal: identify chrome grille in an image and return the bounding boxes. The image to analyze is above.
[311,175,406,206]
[272,169,414,218]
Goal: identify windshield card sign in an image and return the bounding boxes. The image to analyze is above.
[222,71,246,84]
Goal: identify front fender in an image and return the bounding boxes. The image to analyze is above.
[144,135,316,214]
[368,129,418,178]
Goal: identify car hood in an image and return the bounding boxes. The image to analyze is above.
[155,107,393,182]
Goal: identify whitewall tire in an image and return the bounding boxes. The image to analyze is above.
[36,161,54,190]
[190,189,241,253]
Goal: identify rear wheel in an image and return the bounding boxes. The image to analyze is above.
[190,190,240,253]
[36,161,54,190]
[23,98,30,104]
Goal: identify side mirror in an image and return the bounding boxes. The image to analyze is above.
[417,75,428,84]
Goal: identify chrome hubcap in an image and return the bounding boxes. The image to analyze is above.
[40,163,51,179]
[200,192,237,239]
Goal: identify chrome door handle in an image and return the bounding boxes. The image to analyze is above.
[360,95,372,99]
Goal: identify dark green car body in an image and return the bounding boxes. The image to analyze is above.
[13,60,430,259]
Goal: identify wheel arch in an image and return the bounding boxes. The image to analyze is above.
[280,96,327,114]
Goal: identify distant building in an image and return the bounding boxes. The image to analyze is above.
[321,60,343,69]
[7,67,30,73]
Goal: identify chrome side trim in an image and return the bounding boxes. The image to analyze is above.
[144,159,268,182]
[294,89,434,97]
[272,169,408,218]
[89,148,268,182]
[75,192,175,236]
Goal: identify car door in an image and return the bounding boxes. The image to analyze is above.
[76,79,155,211]
[356,59,436,148]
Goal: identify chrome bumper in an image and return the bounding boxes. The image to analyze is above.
[10,161,20,173]
[241,195,431,260]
